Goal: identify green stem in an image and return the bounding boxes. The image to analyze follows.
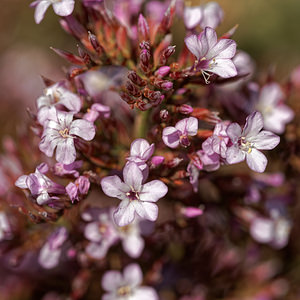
[134,110,150,139]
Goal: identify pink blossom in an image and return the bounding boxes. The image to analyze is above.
[38,227,68,269]
[255,83,294,134]
[15,163,65,205]
[83,103,111,123]
[53,160,83,178]
[66,176,90,203]
[102,263,159,300]
[39,108,95,165]
[162,117,198,148]
[226,112,280,173]
[101,162,168,226]
[185,27,237,83]
[37,82,81,125]
[30,0,75,24]
[180,206,204,218]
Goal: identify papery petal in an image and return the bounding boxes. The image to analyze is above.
[200,2,223,29]
[258,83,283,107]
[101,176,129,200]
[15,175,28,189]
[70,119,95,141]
[226,146,245,164]
[207,39,236,60]
[201,27,218,53]
[37,192,51,205]
[132,201,158,222]
[102,270,123,292]
[243,111,264,138]
[114,200,135,226]
[246,149,267,173]
[123,263,143,287]
[58,89,81,112]
[209,58,237,78]
[133,287,159,300]
[84,222,103,242]
[139,180,168,202]
[130,139,154,161]
[184,34,203,59]
[162,126,180,148]
[86,242,109,259]
[123,162,143,191]
[55,138,76,164]
[227,123,241,143]
[184,6,202,29]
[52,0,75,16]
[37,95,51,109]
[39,133,60,158]
[34,0,51,24]
[251,131,280,150]
[122,234,144,258]
[38,244,60,269]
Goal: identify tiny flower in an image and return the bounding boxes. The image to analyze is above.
[83,103,111,123]
[53,160,83,178]
[184,5,202,30]
[202,121,231,158]
[38,227,68,269]
[185,27,237,83]
[102,263,159,300]
[226,111,280,173]
[180,206,204,218]
[255,83,294,134]
[66,176,90,203]
[39,108,95,165]
[30,0,75,24]
[101,162,168,226]
[15,163,65,205]
[162,117,198,148]
[37,82,81,125]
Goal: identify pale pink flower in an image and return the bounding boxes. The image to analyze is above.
[66,176,90,203]
[53,160,83,178]
[15,163,65,205]
[226,112,280,173]
[83,103,111,123]
[39,108,95,165]
[101,162,168,226]
[102,263,159,300]
[255,83,294,134]
[30,0,75,24]
[37,82,81,125]
[38,227,68,269]
[162,117,198,148]
[185,27,237,83]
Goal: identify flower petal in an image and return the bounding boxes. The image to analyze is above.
[207,39,236,60]
[114,200,135,227]
[243,111,264,138]
[101,270,123,292]
[162,126,180,148]
[101,176,129,199]
[226,146,245,164]
[184,34,203,59]
[123,162,143,191]
[52,0,75,16]
[184,6,202,29]
[139,180,168,202]
[55,137,76,164]
[70,119,95,141]
[132,201,158,222]
[251,131,280,150]
[122,233,144,258]
[123,263,143,287]
[209,58,237,78]
[34,0,51,24]
[226,123,241,144]
[246,149,267,173]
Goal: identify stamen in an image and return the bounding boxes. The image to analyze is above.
[201,70,211,84]
[59,128,70,138]
[117,286,131,296]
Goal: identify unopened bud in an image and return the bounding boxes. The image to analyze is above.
[128,71,146,87]
[140,49,152,73]
[160,45,176,65]
[160,109,169,121]
[151,156,165,167]
[155,79,173,91]
[139,41,151,51]
[136,99,152,111]
[120,92,136,104]
[156,66,171,77]
[126,81,141,97]
[138,14,149,41]
[181,206,204,218]
[88,31,102,54]
[178,104,193,115]
[180,135,190,147]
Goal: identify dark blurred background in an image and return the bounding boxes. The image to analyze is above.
[1,0,300,139]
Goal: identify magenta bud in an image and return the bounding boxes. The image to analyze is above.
[151,156,165,167]
[181,207,203,218]
[161,81,173,91]
[156,66,171,77]
[138,14,149,41]
[160,109,169,121]
[179,104,193,115]
[77,176,90,195]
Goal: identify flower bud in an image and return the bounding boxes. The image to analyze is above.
[120,92,136,104]
[178,104,193,115]
[138,14,149,41]
[150,156,165,167]
[159,46,176,65]
[88,31,102,54]
[156,66,171,77]
[160,109,169,121]
[126,81,142,97]
[155,79,173,91]
[140,49,151,73]
[139,41,151,51]
[181,206,204,218]
[128,71,146,87]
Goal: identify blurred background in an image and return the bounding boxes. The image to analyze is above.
[0,0,300,139]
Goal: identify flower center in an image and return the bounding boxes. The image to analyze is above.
[239,137,254,153]
[126,190,140,201]
[117,285,132,296]
[180,134,190,147]
[59,128,70,138]
[98,224,108,234]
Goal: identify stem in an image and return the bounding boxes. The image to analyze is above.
[134,110,150,139]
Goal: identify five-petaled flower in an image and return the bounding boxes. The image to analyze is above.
[101,263,159,300]
[162,117,198,148]
[101,162,168,227]
[39,108,95,165]
[226,111,280,173]
[30,0,75,24]
[185,27,237,83]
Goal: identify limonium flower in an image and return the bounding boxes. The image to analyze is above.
[39,108,95,165]
[185,27,237,83]
[255,83,294,134]
[101,162,168,226]
[101,263,159,300]
[15,163,65,205]
[226,111,280,173]
[162,117,198,148]
[30,0,75,24]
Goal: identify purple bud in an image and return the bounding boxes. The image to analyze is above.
[151,156,165,167]
[160,109,169,121]
[126,81,142,97]
[181,207,204,218]
[156,66,171,77]
[180,135,191,147]
[128,71,146,87]
[77,176,90,194]
[160,81,173,91]
[179,104,193,115]
[88,31,102,54]
[139,41,151,51]
[138,14,149,41]
[160,46,176,65]
[140,49,151,73]
[66,182,79,203]
[77,46,95,67]
[120,92,136,104]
